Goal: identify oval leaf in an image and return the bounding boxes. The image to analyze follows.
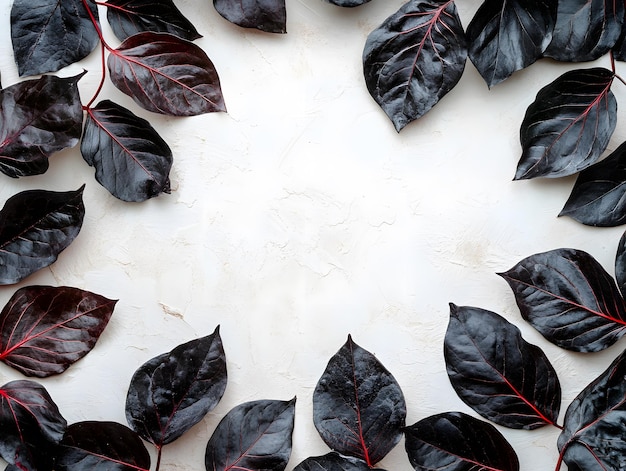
[0,73,84,178]
[515,67,617,180]
[125,327,227,447]
[616,230,626,299]
[444,304,561,429]
[214,0,286,33]
[0,186,85,285]
[293,452,375,471]
[363,0,468,132]
[108,32,226,116]
[499,248,626,352]
[313,335,406,466]
[0,285,117,377]
[82,100,173,202]
[404,411,519,471]
[205,398,296,471]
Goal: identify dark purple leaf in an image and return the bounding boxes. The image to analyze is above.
[10,0,100,76]
[82,100,172,202]
[293,452,376,471]
[616,230,626,299]
[0,286,117,377]
[613,24,626,60]
[0,73,84,178]
[363,0,467,132]
[56,421,150,471]
[313,335,406,466]
[444,304,561,429]
[105,0,202,42]
[108,32,226,116]
[214,0,286,33]
[126,327,227,447]
[544,0,625,62]
[205,398,295,471]
[0,186,85,285]
[499,248,626,352]
[326,0,371,6]
[404,411,519,471]
[515,67,617,180]
[466,0,556,88]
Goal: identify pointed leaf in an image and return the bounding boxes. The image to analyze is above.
[126,327,227,447]
[444,304,561,429]
[363,0,468,132]
[313,335,406,466]
[0,186,85,285]
[616,231,626,300]
[0,73,84,178]
[404,411,519,471]
[205,398,295,471]
[82,100,172,202]
[515,67,617,180]
[10,0,100,76]
[108,32,226,116]
[499,248,626,352]
[293,452,376,471]
[214,0,286,33]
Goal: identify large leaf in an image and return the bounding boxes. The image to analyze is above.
[313,335,406,466]
[205,398,296,471]
[0,73,84,178]
[214,0,286,33]
[362,0,467,132]
[544,0,625,62]
[0,286,117,377]
[499,248,626,352]
[108,32,226,116]
[404,411,519,471]
[125,327,227,448]
[444,304,561,429]
[10,0,100,76]
[0,186,85,285]
[293,453,375,471]
[82,100,172,202]
[515,67,617,180]
[466,0,556,88]
[56,421,150,471]
[616,230,626,300]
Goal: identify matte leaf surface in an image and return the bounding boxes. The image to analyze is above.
[499,248,626,352]
[313,335,406,466]
[516,67,617,180]
[444,304,561,429]
[214,0,286,33]
[363,0,467,132]
[0,186,85,285]
[293,453,375,471]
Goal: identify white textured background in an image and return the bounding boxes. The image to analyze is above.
[1,1,626,470]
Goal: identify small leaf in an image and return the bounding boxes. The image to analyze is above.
[363,0,468,132]
[0,73,84,178]
[444,304,561,429]
[293,452,375,471]
[499,248,626,352]
[515,67,617,180]
[616,231,626,300]
[126,327,227,447]
[326,0,371,6]
[82,100,173,202]
[0,286,117,377]
[108,32,226,116]
[214,0,286,33]
[313,335,406,466]
[404,411,519,471]
[205,398,296,471]
[11,0,100,76]
[0,186,85,285]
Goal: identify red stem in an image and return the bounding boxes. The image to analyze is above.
[155,446,163,471]
[81,0,112,108]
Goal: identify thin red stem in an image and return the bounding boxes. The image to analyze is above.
[81,0,113,108]
[155,446,163,471]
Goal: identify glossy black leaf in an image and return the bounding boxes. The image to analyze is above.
[313,335,406,466]
[444,304,561,429]
[326,0,371,6]
[613,26,626,60]
[293,452,375,471]
[0,73,84,178]
[404,411,519,471]
[10,0,100,76]
[105,0,202,42]
[205,398,296,471]
[0,186,85,285]
[126,327,227,447]
[499,248,626,352]
[544,0,625,62]
[363,0,467,132]
[214,0,286,33]
[108,32,226,116]
[56,421,150,471]
[82,100,172,202]
[466,0,556,87]
[515,68,617,180]
[616,230,626,299]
